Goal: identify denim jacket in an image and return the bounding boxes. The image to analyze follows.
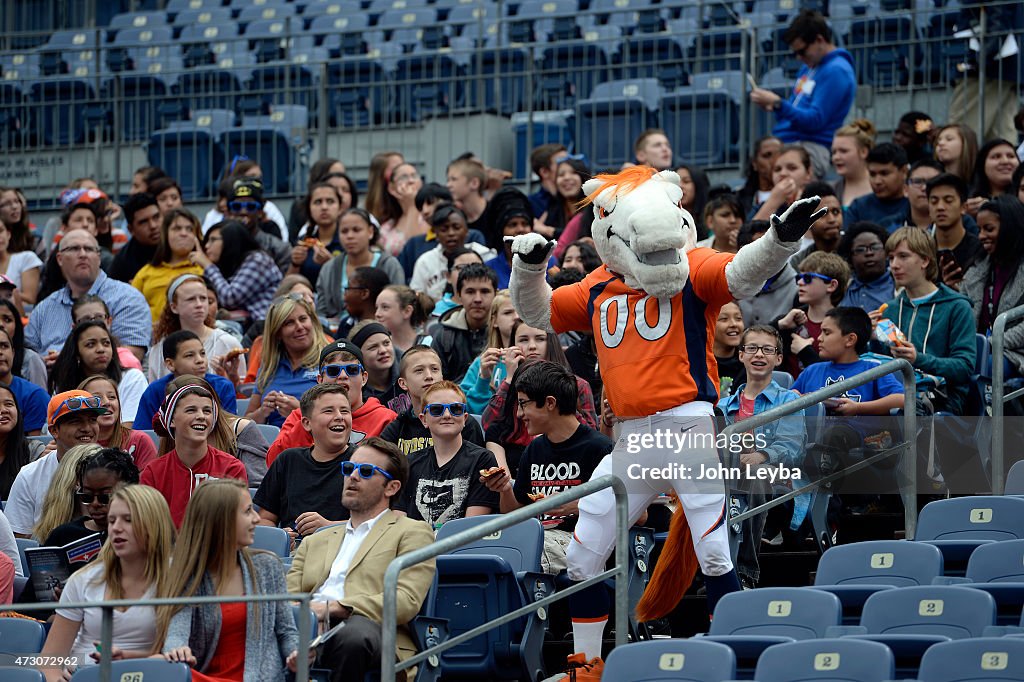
[717,380,806,466]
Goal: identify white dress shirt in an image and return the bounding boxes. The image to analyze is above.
[313,508,390,603]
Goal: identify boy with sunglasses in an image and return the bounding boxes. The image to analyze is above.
[225,178,292,273]
[266,341,397,465]
[774,251,850,378]
[396,381,497,529]
[256,383,356,542]
[380,345,484,455]
[717,325,805,585]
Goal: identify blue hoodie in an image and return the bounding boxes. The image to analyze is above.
[773,49,857,148]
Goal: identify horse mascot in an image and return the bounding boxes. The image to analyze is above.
[509,166,823,678]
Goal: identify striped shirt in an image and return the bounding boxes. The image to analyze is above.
[25,271,153,353]
[550,248,735,418]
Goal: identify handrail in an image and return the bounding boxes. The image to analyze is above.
[381,474,630,680]
[3,592,313,682]
[720,359,918,538]
[990,304,1024,494]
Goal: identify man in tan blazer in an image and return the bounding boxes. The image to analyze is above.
[288,436,435,681]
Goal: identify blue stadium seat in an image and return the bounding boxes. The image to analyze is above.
[108,11,168,32]
[772,370,794,389]
[312,15,373,55]
[0,77,33,149]
[393,51,463,123]
[115,25,174,48]
[691,27,746,72]
[375,8,435,32]
[537,29,615,112]
[603,639,737,682]
[510,110,575,180]
[615,29,688,85]
[0,617,47,654]
[178,21,239,46]
[661,70,743,166]
[465,44,530,116]
[810,540,942,624]
[237,2,298,26]
[838,585,997,678]
[916,496,1024,576]
[576,79,661,169]
[327,54,391,126]
[448,2,497,31]
[753,638,895,682]
[367,0,433,13]
[148,110,233,199]
[171,6,233,29]
[302,0,360,21]
[256,423,281,442]
[253,525,290,557]
[105,69,173,142]
[508,0,577,43]
[250,57,320,112]
[703,587,843,677]
[0,668,44,682]
[1007,460,1024,494]
[424,515,552,681]
[71,661,192,681]
[224,105,309,193]
[936,539,1024,626]
[46,29,107,53]
[167,0,220,13]
[916,637,1024,682]
[28,76,99,145]
[174,50,253,112]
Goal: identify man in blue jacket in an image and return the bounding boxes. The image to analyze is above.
[750,10,856,180]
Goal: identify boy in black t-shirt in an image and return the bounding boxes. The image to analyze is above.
[254,383,354,545]
[398,381,497,529]
[480,361,612,673]
[380,345,484,455]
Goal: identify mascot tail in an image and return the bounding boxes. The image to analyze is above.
[635,506,699,623]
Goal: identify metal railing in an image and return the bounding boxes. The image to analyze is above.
[3,591,314,682]
[721,358,919,539]
[990,304,1024,495]
[381,473,630,681]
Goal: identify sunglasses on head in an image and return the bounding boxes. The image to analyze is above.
[321,363,363,379]
[76,490,112,505]
[795,272,834,285]
[272,292,310,306]
[340,461,394,480]
[58,395,103,411]
[422,402,468,418]
[228,200,261,214]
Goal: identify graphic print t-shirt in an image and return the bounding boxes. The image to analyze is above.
[401,442,498,529]
[512,424,612,532]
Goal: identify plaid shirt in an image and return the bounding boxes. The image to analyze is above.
[481,376,598,448]
[204,250,282,320]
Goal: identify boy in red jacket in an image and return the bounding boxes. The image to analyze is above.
[266,340,397,465]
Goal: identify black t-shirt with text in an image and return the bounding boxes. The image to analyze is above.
[512,424,612,532]
[254,445,354,528]
[400,441,498,529]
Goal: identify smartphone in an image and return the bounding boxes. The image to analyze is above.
[937,249,954,263]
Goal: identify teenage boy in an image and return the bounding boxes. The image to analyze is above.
[718,325,805,587]
[256,383,355,541]
[878,227,975,415]
[432,263,498,382]
[775,251,850,377]
[266,340,398,464]
[397,381,497,529]
[695,194,744,252]
[926,173,984,289]
[6,390,106,537]
[633,129,674,170]
[225,177,292,273]
[409,203,493,299]
[839,221,896,312]
[789,182,843,267]
[901,158,944,229]
[480,361,613,675]
[109,193,161,283]
[528,143,568,217]
[133,330,238,430]
[446,158,489,229]
[793,307,905,415]
[845,143,910,232]
[380,345,484,454]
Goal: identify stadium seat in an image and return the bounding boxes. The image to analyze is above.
[71,660,192,681]
[508,0,577,43]
[15,538,38,578]
[253,525,290,557]
[810,540,943,624]
[915,496,1024,576]
[691,26,746,72]
[423,515,552,681]
[167,0,220,13]
[28,76,99,145]
[0,668,44,682]
[935,539,1024,625]
[465,44,531,116]
[147,110,234,199]
[256,423,282,443]
[108,11,168,33]
[772,370,794,389]
[753,637,895,682]
[702,587,843,677]
[326,55,391,127]
[661,71,743,166]
[835,585,996,678]
[223,105,309,193]
[602,638,737,682]
[1007,460,1024,494]
[537,29,615,112]
[916,637,1024,682]
[393,51,463,123]
[615,29,688,85]
[576,79,661,169]
[171,6,232,30]
[375,8,435,32]
[104,68,173,142]
[510,110,574,180]
[0,617,47,654]
[237,2,298,27]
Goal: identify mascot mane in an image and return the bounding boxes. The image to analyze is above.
[578,165,663,209]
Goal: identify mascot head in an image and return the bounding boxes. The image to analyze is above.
[582,166,698,299]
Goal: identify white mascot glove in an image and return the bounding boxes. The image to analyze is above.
[509,234,555,270]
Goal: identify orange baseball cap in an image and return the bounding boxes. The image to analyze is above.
[47,390,108,428]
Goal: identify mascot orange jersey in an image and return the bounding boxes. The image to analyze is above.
[550,248,735,418]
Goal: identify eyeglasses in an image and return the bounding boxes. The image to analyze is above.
[343,286,368,292]
[272,292,309,306]
[59,245,101,255]
[553,152,586,164]
[516,398,537,411]
[227,200,262,214]
[321,363,363,378]
[795,272,834,285]
[75,313,107,324]
[739,344,780,356]
[906,177,930,187]
[75,490,112,505]
[340,461,394,480]
[852,244,884,256]
[392,172,420,185]
[791,43,809,58]
[57,395,103,412]
[423,402,468,417]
